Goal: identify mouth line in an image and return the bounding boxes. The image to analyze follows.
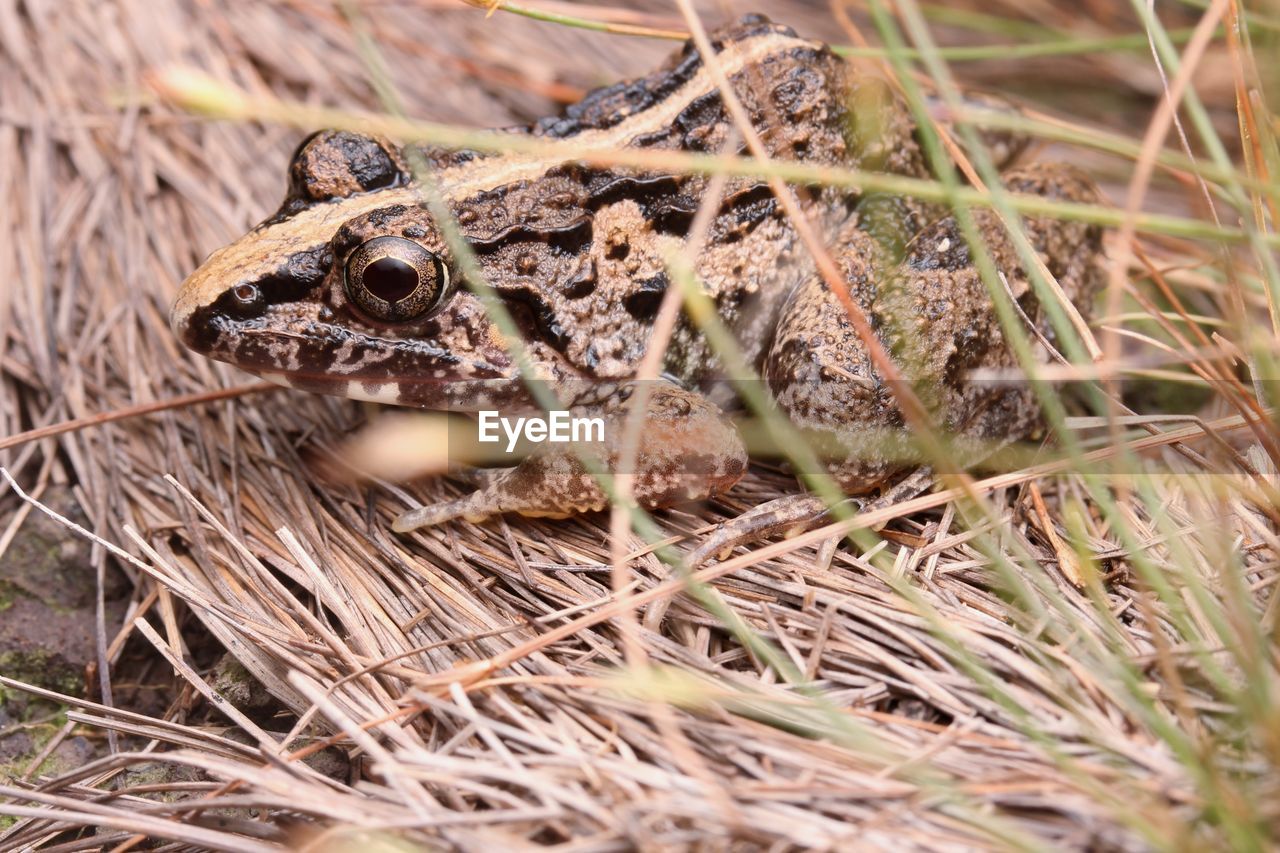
[214,324,516,385]
[260,369,522,387]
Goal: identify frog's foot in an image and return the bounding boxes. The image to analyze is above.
[393,382,747,532]
[684,467,935,570]
[684,494,840,570]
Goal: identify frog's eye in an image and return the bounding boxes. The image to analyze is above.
[344,236,449,323]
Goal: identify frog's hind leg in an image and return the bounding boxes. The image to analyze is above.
[765,163,1103,495]
[393,382,747,532]
[721,163,1102,568]
[764,225,918,493]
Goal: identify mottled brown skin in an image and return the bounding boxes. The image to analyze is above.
[171,16,1104,534]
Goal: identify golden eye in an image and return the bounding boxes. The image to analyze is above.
[344,236,449,323]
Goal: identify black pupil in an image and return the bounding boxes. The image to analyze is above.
[363,256,420,303]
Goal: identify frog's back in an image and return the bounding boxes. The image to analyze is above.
[472,15,927,387]
[434,15,888,387]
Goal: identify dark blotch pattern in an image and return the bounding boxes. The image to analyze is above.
[624,273,669,320]
[256,244,333,305]
[499,286,571,352]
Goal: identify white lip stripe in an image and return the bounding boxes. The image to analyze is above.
[172,29,815,326]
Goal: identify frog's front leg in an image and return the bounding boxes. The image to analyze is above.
[392,382,747,531]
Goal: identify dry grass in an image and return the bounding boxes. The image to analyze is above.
[1,0,1278,850]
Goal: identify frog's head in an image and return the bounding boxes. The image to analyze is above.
[171,130,550,411]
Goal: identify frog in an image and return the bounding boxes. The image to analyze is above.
[170,15,1103,553]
